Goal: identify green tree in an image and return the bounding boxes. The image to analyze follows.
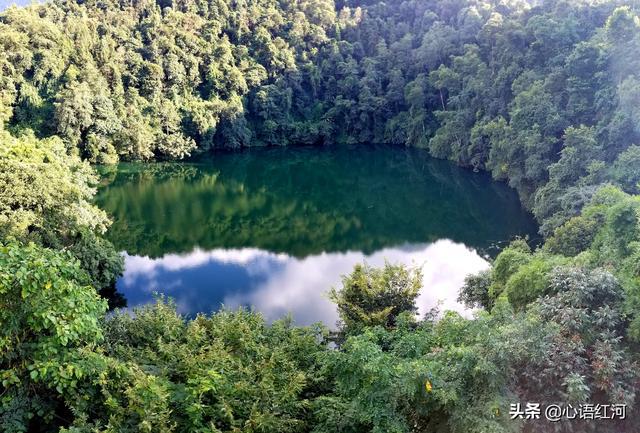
[0,242,107,432]
[0,129,122,291]
[329,262,421,336]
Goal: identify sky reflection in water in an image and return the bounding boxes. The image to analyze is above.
[119,239,489,326]
[98,146,537,324]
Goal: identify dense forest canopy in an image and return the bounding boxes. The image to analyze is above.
[1,0,640,232]
[1,0,640,431]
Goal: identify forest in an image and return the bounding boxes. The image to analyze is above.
[1,0,640,431]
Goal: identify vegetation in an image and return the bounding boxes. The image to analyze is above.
[2,0,640,230]
[0,128,123,295]
[1,0,640,431]
[4,203,640,432]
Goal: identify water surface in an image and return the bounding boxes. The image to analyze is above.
[96,145,538,324]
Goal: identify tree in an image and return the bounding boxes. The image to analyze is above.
[329,262,421,336]
[0,242,108,432]
[611,144,640,194]
[515,267,638,433]
[0,129,109,242]
[458,269,492,310]
[0,129,122,291]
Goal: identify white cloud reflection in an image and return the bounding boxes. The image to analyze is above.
[119,239,489,326]
[122,248,288,286]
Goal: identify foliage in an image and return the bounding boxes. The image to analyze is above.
[1,244,330,432]
[97,301,330,432]
[1,0,640,238]
[0,242,107,432]
[4,218,640,431]
[0,128,123,291]
[1,0,640,432]
[458,269,492,310]
[544,215,599,257]
[328,262,421,335]
[514,267,639,432]
[0,129,108,242]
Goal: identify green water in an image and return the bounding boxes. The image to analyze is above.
[96,145,538,323]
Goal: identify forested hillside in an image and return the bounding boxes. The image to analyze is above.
[2,0,640,230]
[1,0,640,432]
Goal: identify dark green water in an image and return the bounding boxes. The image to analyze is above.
[96,145,538,324]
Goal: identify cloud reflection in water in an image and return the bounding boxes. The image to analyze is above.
[118,239,489,326]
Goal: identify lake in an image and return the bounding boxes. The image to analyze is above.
[96,145,538,325]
